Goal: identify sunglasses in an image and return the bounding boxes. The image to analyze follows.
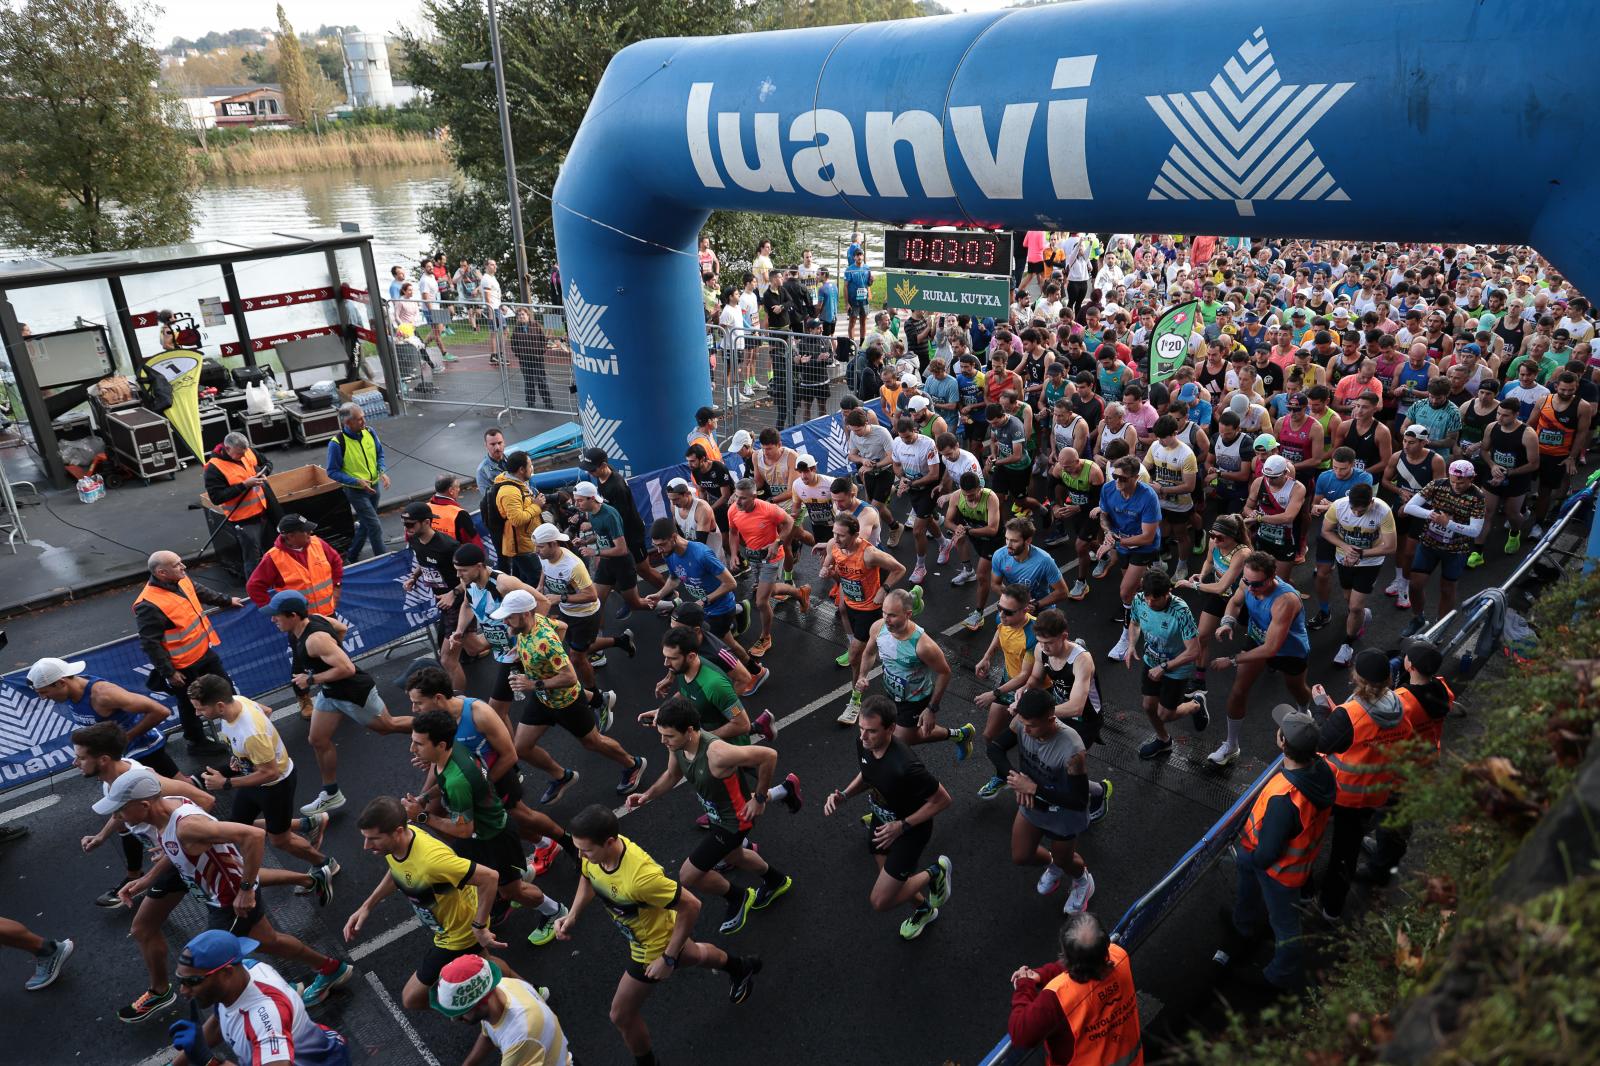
[176,961,232,987]
[1245,576,1273,588]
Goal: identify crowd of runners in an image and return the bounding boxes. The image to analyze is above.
[3,233,1596,1066]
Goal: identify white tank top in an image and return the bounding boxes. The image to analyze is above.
[1096,421,1127,458]
[673,496,714,541]
[755,447,794,492]
[793,475,835,528]
[161,801,246,908]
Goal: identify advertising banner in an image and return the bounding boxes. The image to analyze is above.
[883,272,1010,317]
[1148,300,1199,386]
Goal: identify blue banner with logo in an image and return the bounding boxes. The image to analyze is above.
[0,552,436,790]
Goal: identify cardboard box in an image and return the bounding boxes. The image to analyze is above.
[268,463,342,503]
[337,378,381,401]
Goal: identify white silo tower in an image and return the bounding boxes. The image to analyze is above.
[341,31,395,108]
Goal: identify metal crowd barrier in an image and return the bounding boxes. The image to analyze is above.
[707,323,840,440]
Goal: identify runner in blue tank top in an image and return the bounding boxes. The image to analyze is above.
[1204,550,1315,768]
[855,589,976,757]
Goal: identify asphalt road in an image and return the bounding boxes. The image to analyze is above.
[0,510,1532,1066]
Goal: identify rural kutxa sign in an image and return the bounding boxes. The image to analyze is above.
[884,272,1010,316]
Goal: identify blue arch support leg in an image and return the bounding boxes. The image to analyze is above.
[554,0,1600,465]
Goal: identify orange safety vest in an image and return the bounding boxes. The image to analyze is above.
[266,537,337,615]
[205,449,267,522]
[688,432,723,463]
[1044,944,1144,1066]
[133,576,220,669]
[1327,697,1415,808]
[1239,771,1331,888]
[1397,678,1453,756]
[428,497,481,547]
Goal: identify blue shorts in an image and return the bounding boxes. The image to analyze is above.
[1411,543,1468,582]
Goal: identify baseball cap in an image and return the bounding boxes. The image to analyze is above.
[729,429,753,450]
[1460,342,1481,356]
[1290,308,1308,318]
[1176,382,1200,403]
[694,405,721,424]
[27,657,85,690]
[794,453,817,470]
[453,543,486,567]
[665,477,692,494]
[178,929,261,972]
[1404,638,1444,676]
[671,600,706,625]
[266,590,309,616]
[1403,424,1430,439]
[1477,378,1498,392]
[1253,434,1279,451]
[401,501,433,523]
[1271,704,1320,760]
[1287,394,1307,409]
[1516,274,1533,283]
[1262,454,1292,476]
[1354,647,1391,684]
[277,513,316,534]
[573,481,601,499]
[489,588,539,619]
[430,954,504,1017]
[1448,459,1477,478]
[1242,312,1259,323]
[532,522,569,544]
[577,447,610,471]
[907,395,930,411]
[91,765,162,815]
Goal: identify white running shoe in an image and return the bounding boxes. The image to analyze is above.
[936,537,954,565]
[910,562,927,584]
[1036,864,1064,895]
[299,789,346,817]
[1333,642,1355,667]
[1108,631,1130,661]
[1172,561,1188,582]
[950,566,976,586]
[739,385,756,400]
[1063,871,1095,914]
[1068,579,1089,600]
[1396,586,1412,610]
[962,609,983,631]
[1384,574,1405,597]
[1206,743,1240,767]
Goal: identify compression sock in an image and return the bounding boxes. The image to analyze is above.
[1225,717,1243,751]
[1088,778,1105,799]
[322,782,338,797]
[766,783,789,803]
[720,954,750,979]
[986,734,1017,779]
[761,865,787,887]
[536,896,562,916]
[635,1053,658,1066]
[1319,600,1331,614]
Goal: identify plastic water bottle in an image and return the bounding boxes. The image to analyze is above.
[510,668,528,706]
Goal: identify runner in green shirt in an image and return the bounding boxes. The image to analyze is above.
[639,628,752,743]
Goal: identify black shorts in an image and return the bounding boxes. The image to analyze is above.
[1337,564,1381,594]
[1026,260,1045,274]
[519,693,597,739]
[964,422,989,446]
[907,487,937,519]
[993,464,1031,498]
[595,554,639,591]
[861,468,895,504]
[492,766,526,809]
[461,830,526,886]
[892,696,932,730]
[1397,513,1426,541]
[688,823,750,873]
[869,815,933,881]
[1255,534,1297,562]
[492,659,519,702]
[207,896,268,936]
[1117,546,1161,567]
[561,610,602,653]
[230,769,301,836]
[1198,591,1232,618]
[843,604,883,643]
[624,958,660,984]
[143,865,188,900]
[969,534,1004,558]
[1314,537,1338,566]
[133,748,180,779]
[705,609,735,639]
[1484,475,1531,499]
[1244,639,1309,676]
[416,942,483,987]
[1140,670,1189,709]
[1538,452,1571,490]
[1067,509,1099,543]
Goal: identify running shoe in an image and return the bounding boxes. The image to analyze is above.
[528,903,568,947]
[300,962,354,1007]
[615,601,633,621]
[836,649,853,668]
[753,710,776,741]
[927,855,953,909]
[616,756,648,795]
[1068,579,1089,600]
[615,629,636,658]
[977,775,1005,800]
[596,690,617,734]
[95,878,136,909]
[1091,554,1113,579]
[1333,642,1355,667]
[538,769,578,806]
[1063,871,1095,914]
[750,635,773,657]
[899,903,940,940]
[1384,574,1405,597]
[300,789,346,817]
[729,956,762,1004]
[779,772,803,814]
[950,565,977,586]
[738,599,753,635]
[795,586,812,613]
[720,887,757,934]
[748,666,772,695]
[589,650,609,669]
[117,986,176,1022]
[911,585,925,615]
[1504,531,1523,553]
[1090,780,1112,824]
[296,859,339,903]
[1466,550,1486,570]
[532,838,561,877]
[910,562,928,584]
[654,597,680,618]
[1306,608,1331,631]
[1172,561,1189,582]
[1395,586,1412,610]
[752,875,792,910]
[887,523,904,547]
[1108,631,1130,662]
[25,939,72,991]
[1401,615,1432,639]
[962,609,983,631]
[1528,523,1545,540]
[1036,864,1064,895]
[740,384,756,400]
[936,537,954,564]
[1206,743,1240,768]
[1358,607,1372,639]
[952,723,977,762]
[1138,736,1172,760]
[837,691,862,725]
[1191,691,1211,733]
[303,811,330,852]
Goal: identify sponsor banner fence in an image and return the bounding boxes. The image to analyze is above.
[0,553,435,790]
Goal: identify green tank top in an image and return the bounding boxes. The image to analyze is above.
[956,488,996,524]
[1057,462,1095,506]
[917,415,939,439]
[675,739,753,833]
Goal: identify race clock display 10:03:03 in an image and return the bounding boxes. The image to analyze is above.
[883,229,1012,277]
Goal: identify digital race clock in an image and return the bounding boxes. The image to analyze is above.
[883,228,1012,277]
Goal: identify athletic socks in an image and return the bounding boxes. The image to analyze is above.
[720,954,750,980]
[1225,717,1243,750]
[635,1053,659,1066]
[33,940,56,958]
[723,886,745,906]
[536,896,562,916]
[316,957,341,976]
[558,833,579,860]
[766,783,789,803]
[761,865,787,888]
[587,689,604,708]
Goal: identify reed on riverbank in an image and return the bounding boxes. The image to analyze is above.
[191,127,449,179]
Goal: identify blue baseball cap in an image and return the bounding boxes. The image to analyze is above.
[1459,342,1481,356]
[266,590,309,616]
[1176,382,1201,403]
[179,929,260,971]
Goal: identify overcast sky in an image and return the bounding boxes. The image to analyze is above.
[147,0,1021,47]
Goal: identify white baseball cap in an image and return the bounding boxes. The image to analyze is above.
[532,522,568,544]
[1262,454,1292,476]
[729,429,753,450]
[573,481,601,499]
[665,477,692,493]
[27,657,85,690]
[91,766,162,816]
[794,453,817,469]
[489,589,540,619]
[907,395,930,411]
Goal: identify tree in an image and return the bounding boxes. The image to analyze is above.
[275,5,313,124]
[0,0,195,254]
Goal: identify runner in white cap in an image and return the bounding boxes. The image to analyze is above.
[429,953,570,1065]
[664,476,723,559]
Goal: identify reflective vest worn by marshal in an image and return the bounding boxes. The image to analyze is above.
[133,577,220,669]
[1239,770,1331,888]
[1327,697,1414,808]
[1398,678,1454,756]
[206,449,267,522]
[429,496,482,547]
[1043,943,1144,1066]
[333,428,381,483]
[266,538,337,615]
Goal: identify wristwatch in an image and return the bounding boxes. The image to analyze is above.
[238,880,257,891]
[755,789,770,803]
[416,811,430,825]
[662,954,679,968]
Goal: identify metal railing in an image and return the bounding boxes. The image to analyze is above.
[708,322,843,440]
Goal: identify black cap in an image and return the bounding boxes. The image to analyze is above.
[1404,639,1443,676]
[671,600,706,625]
[452,543,486,566]
[694,406,721,424]
[401,501,433,522]
[1354,647,1391,684]
[577,447,609,471]
[277,513,316,533]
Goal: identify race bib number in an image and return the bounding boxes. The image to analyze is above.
[740,545,767,561]
[806,502,834,525]
[839,577,865,602]
[883,670,908,698]
[1351,459,1367,473]
[1257,523,1286,544]
[1538,428,1565,448]
[407,899,447,936]
[853,287,869,302]
[1247,621,1267,644]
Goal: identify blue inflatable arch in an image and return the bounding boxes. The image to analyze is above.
[552,0,1598,471]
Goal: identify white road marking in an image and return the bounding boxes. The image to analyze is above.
[0,794,60,823]
[364,970,443,1066]
[348,916,422,962]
